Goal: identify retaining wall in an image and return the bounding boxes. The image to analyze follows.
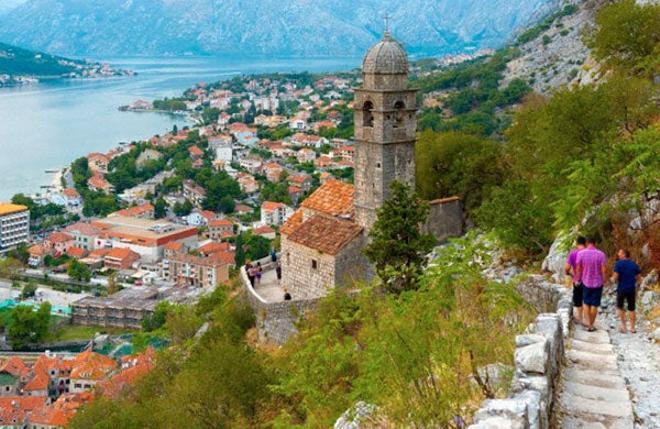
[240,260,321,345]
[468,275,572,429]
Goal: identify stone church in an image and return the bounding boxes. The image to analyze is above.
[279,31,463,301]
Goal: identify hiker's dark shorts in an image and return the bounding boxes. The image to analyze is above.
[583,286,603,307]
[572,283,583,307]
[616,290,636,312]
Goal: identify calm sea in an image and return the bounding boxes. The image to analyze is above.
[0,56,360,200]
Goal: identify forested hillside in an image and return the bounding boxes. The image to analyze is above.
[0,41,84,76]
[69,1,659,427]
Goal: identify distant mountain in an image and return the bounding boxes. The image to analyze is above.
[0,0,559,57]
[0,0,27,16]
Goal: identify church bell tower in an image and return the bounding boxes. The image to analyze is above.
[354,31,418,232]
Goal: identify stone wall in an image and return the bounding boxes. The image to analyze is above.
[281,237,337,300]
[424,197,464,243]
[241,261,321,345]
[468,275,572,429]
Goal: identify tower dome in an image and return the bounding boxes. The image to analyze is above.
[362,32,409,75]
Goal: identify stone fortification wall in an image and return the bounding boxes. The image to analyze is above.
[424,197,464,243]
[241,260,320,345]
[468,275,572,429]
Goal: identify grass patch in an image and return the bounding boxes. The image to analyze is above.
[47,324,139,342]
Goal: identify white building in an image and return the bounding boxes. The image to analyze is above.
[0,203,30,252]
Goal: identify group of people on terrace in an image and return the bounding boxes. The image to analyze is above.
[565,236,641,333]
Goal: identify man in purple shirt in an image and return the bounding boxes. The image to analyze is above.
[565,236,586,325]
[576,237,608,332]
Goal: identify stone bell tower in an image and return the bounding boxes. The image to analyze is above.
[354,31,418,233]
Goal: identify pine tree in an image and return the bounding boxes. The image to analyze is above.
[364,181,435,293]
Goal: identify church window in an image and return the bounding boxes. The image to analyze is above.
[311,259,318,270]
[362,101,374,127]
[376,163,381,169]
[393,101,405,129]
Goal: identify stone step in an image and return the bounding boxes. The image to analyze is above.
[563,381,630,402]
[560,414,634,429]
[566,349,619,371]
[561,367,626,390]
[570,338,615,355]
[573,328,611,344]
[559,391,634,419]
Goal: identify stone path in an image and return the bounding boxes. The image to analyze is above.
[557,325,635,429]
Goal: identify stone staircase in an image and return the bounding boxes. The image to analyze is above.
[557,326,635,429]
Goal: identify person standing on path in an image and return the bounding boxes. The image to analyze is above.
[612,249,641,334]
[576,237,607,332]
[565,236,587,325]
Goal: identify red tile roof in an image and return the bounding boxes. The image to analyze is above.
[69,350,117,381]
[29,392,93,427]
[300,179,354,218]
[0,396,47,427]
[0,357,30,378]
[208,218,233,228]
[261,201,285,211]
[66,246,88,259]
[280,209,304,236]
[287,215,362,255]
[112,203,154,218]
[198,241,231,256]
[47,231,74,244]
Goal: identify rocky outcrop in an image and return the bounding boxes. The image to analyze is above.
[502,0,607,94]
[469,275,571,429]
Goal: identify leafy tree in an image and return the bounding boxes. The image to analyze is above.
[587,0,660,78]
[143,301,172,332]
[67,259,91,283]
[234,233,246,266]
[20,281,37,299]
[416,131,504,216]
[477,180,554,254]
[154,197,168,219]
[7,303,51,349]
[173,200,193,217]
[364,182,435,293]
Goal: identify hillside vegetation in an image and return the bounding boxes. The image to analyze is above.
[0,41,84,76]
[69,1,659,427]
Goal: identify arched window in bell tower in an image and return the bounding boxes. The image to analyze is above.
[363,101,374,127]
[393,100,405,129]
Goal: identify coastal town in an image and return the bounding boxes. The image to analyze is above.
[0,65,378,426]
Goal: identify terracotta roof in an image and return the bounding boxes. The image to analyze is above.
[164,242,185,252]
[300,180,354,218]
[287,215,362,255]
[23,368,49,392]
[234,204,253,213]
[254,225,275,235]
[88,249,110,258]
[208,218,233,228]
[66,246,88,259]
[98,349,155,399]
[65,222,101,236]
[62,188,80,198]
[47,231,74,244]
[28,244,48,257]
[280,209,304,236]
[198,241,231,255]
[112,203,154,218]
[261,201,285,211]
[1,357,30,378]
[105,248,139,261]
[29,392,93,427]
[0,396,47,426]
[70,350,117,381]
[188,145,204,156]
